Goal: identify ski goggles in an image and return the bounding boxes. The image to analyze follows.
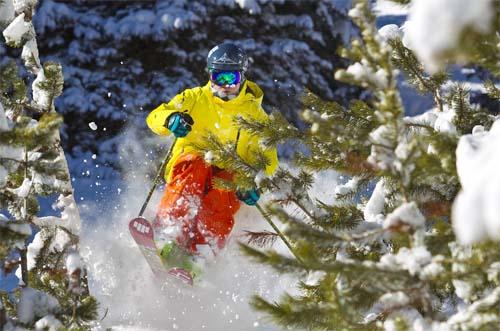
[210,70,242,86]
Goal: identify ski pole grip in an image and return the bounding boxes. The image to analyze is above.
[138,137,178,217]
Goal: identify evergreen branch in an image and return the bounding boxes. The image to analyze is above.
[234,112,303,148]
[240,242,412,282]
[73,296,99,323]
[269,204,385,245]
[240,243,308,274]
[241,230,278,248]
[33,230,55,272]
[255,203,304,264]
[0,292,16,321]
[447,287,500,328]
[251,295,367,331]
[389,38,446,111]
[333,190,357,202]
[484,80,500,100]
[266,169,319,220]
[449,84,495,135]
[315,202,364,231]
[405,122,434,130]
[19,248,28,286]
[190,132,263,180]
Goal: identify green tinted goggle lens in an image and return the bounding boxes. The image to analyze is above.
[211,71,241,86]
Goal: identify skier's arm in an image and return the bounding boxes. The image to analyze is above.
[146,89,198,136]
[146,103,175,135]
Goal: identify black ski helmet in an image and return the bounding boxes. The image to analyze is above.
[207,43,249,72]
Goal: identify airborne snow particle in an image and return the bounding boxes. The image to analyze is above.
[88,122,98,130]
[174,17,182,28]
[92,154,97,160]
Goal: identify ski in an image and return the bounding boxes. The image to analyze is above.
[128,217,193,285]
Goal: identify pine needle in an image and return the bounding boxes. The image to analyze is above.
[242,230,279,248]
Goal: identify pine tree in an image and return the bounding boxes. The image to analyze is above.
[1,1,97,329]
[200,0,499,330]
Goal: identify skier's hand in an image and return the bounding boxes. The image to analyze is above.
[165,112,194,138]
[236,188,260,206]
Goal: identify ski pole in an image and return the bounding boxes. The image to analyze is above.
[138,137,177,217]
[254,202,305,265]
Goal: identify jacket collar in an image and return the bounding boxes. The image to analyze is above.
[203,80,263,107]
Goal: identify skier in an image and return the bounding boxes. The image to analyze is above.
[146,43,279,275]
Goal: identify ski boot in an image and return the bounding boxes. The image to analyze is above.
[159,242,203,284]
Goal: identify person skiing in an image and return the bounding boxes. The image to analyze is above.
[146,43,279,276]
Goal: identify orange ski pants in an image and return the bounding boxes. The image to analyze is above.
[154,153,240,254]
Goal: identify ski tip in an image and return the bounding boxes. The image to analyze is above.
[129,217,154,240]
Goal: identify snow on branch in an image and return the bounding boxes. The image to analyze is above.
[2,12,33,47]
[452,120,500,244]
[403,0,495,73]
[33,194,81,235]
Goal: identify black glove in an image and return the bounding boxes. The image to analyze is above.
[165,112,194,138]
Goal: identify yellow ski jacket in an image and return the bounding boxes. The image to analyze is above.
[146,80,279,182]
